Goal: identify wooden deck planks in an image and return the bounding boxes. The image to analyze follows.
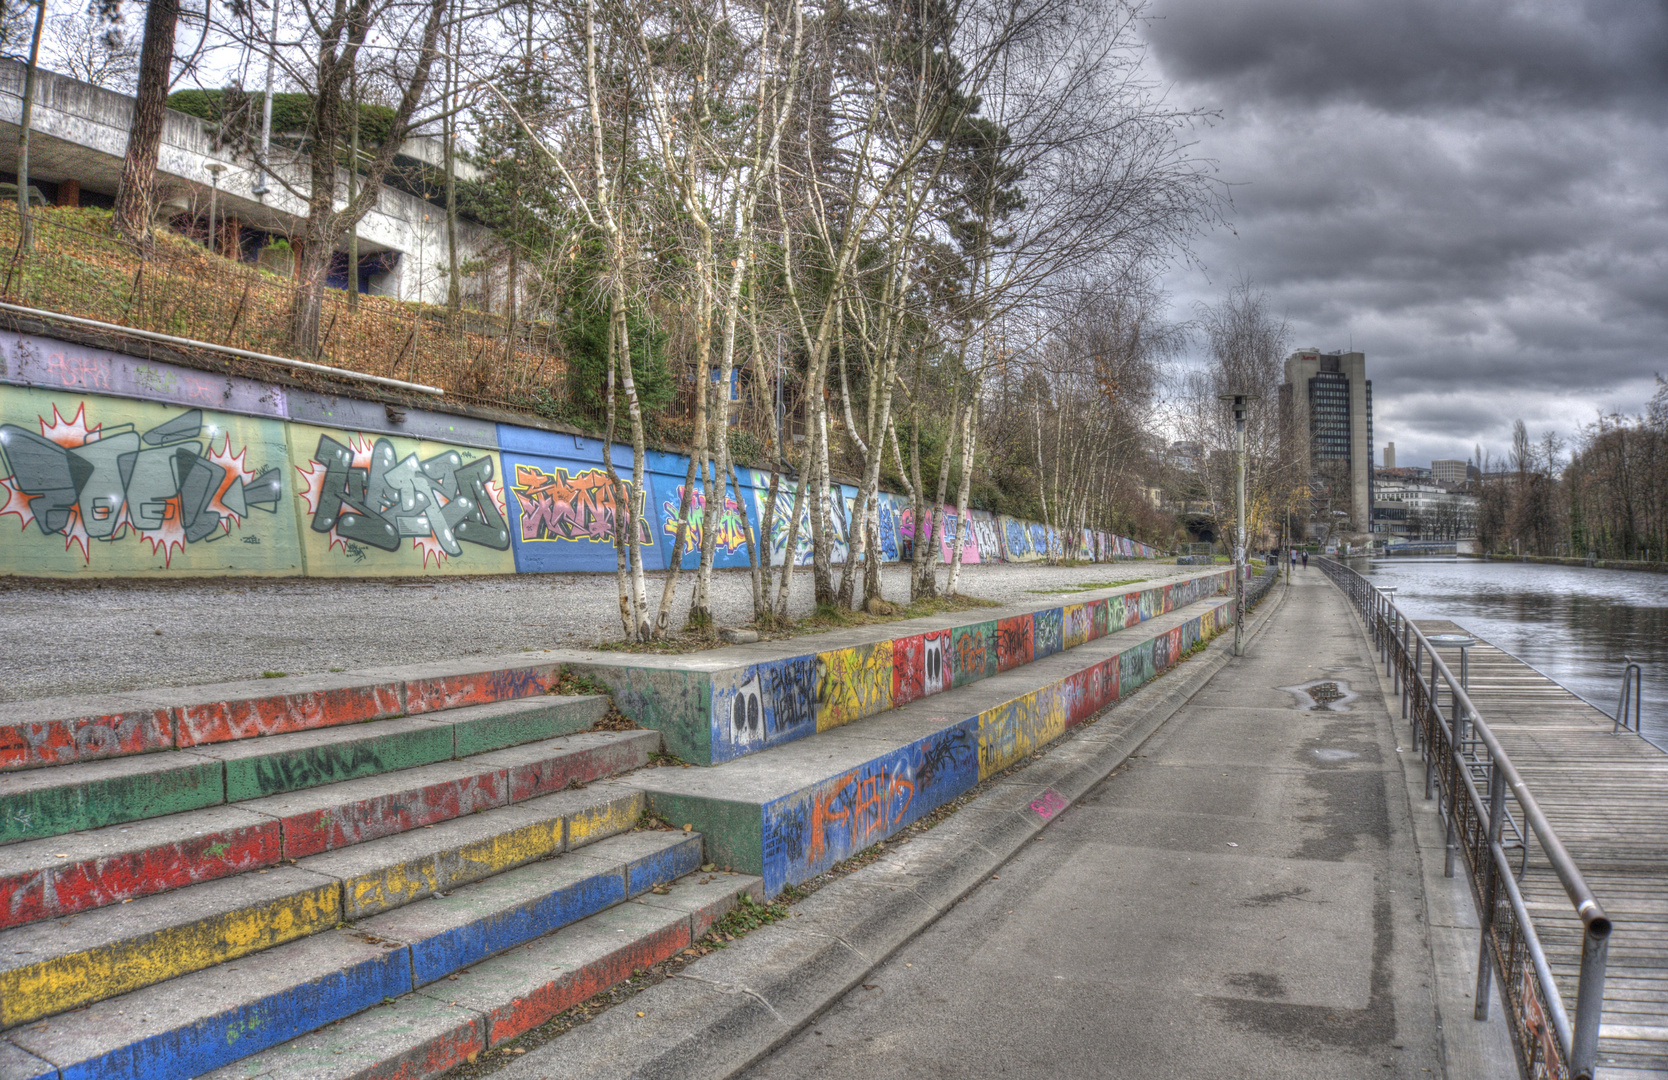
[1415,620,1668,1079]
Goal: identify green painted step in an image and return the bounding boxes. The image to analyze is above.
[0,695,612,846]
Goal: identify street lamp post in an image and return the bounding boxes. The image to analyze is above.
[1221,393,1250,657]
[205,163,226,256]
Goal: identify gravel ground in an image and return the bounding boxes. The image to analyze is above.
[0,561,1194,703]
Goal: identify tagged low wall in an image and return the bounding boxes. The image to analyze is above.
[0,329,1160,578]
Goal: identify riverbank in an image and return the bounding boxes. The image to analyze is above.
[1461,552,1668,575]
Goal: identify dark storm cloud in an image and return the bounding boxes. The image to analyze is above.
[1146,0,1668,115]
[1147,0,1668,464]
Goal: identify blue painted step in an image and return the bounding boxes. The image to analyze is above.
[2,830,700,1080]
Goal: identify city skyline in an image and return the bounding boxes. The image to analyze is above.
[1147,0,1667,468]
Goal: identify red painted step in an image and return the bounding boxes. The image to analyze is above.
[0,730,658,930]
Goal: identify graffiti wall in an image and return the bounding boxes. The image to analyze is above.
[0,390,299,575]
[288,425,514,576]
[747,594,1234,890]
[0,330,1165,578]
[759,717,979,894]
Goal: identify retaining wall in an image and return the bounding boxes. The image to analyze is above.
[0,328,1159,578]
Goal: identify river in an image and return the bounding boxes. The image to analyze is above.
[1350,557,1668,745]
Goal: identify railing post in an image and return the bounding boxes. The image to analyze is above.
[1474,761,1506,1020]
[1571,922,1612,1080]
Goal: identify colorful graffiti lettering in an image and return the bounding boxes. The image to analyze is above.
[1034,608,1063,658]
[661,485,749,555]
[759,724,978,890]
[977,686,1066,776]
[951,622,996,687]
[295,435,508,567]
[815,643,893,729]
[996,616,1034,673]
[1,405,282,566]
[510,463,648,546]
[710,656,819,760]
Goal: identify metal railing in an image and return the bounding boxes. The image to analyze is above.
[1614,661,1643,735]
[1318,557,1612,1080]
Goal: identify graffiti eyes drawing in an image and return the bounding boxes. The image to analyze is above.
[0,403,281,566]
[731,673,765,746]
[296,434,510,566]
[923,633,947,693]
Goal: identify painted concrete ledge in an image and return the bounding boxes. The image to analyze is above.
[493,579,1290,1080]
[0,569,1227,772]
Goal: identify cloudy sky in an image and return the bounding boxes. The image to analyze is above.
[1143,0,1668,468]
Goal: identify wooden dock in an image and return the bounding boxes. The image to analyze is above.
[1417,620,1668,1080]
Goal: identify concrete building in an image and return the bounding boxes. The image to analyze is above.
[1431,458,1471,487]
[0,60,489,303]
[1372,474,1477,540]
[1384,441,1396,469]
[1281,349,1373,534]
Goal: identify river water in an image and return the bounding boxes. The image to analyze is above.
[1349,557,1668,744]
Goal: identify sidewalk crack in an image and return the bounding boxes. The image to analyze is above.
[677,973,784,1022]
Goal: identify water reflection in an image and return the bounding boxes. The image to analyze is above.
[1354,557,1668,744]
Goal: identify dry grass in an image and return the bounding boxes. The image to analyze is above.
[0,207,568,406]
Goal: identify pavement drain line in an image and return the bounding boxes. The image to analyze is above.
[488,580,1293,1080]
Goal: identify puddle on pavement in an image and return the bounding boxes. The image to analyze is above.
[1277,678,1359,713]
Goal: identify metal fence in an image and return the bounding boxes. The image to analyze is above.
[1318,557,1611,1080]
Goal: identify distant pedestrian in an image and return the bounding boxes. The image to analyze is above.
[1290,548,1297,570]
[1301,550,1308,569]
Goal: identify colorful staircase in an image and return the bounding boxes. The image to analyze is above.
[0,567,1231,1079]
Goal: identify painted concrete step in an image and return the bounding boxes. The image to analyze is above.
[631,595,1233,896]
[296,782,646,920]
[568,568,1231,765]
[3,832,721,1080]
[0,656,576,771]
[0,784,652,1030]
[0,696,615,847]
[196,872,761,1080]
[0,572,1226,775]
[0,731,656,931]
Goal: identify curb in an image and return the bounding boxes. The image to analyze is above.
[492,578,1290,1080]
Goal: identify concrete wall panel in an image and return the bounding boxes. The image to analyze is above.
[0,386,300,575]
[286,423,513,576]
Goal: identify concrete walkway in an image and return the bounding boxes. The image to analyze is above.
[738,569,1504,1080]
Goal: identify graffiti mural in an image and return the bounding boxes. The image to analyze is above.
[951,621,996,688]
[875,494,900,562]
[1034,607,1064,659]
[815,643,893,730]
[970,511,1003,563]
[892,628,951,706]
[661,485,750,559]
[511,464,649,547]
[977,686,1066,778]
[759,720,978,893]
[1063,659,1118,725]
[996,615,1034,673]
[708,656,818,762]
[291,428,513,575]
[0,394,296,574]
[1063,603,1091,650]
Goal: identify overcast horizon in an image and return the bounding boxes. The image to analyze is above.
[1145,0,1668,469]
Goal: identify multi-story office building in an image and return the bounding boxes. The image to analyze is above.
[1431,459,1471,487]
[1281,350,1373,533]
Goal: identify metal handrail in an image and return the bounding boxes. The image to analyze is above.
[1615,660,1643,735]
[1318,557,1611,1080]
